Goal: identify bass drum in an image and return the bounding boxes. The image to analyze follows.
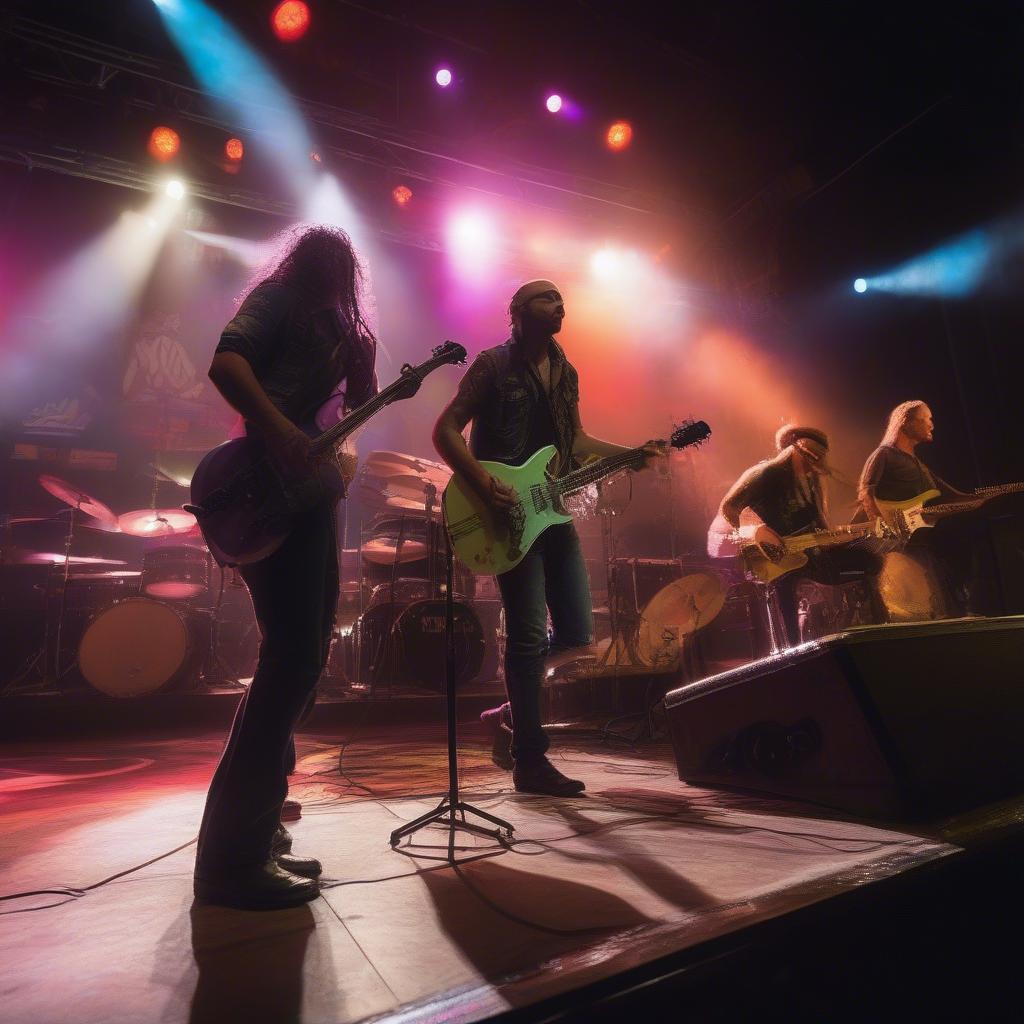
[356,598,484,690]
[393,599,485,691]
[78,598,192,697]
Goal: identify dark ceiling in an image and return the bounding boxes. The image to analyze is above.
[2,1,1023,289]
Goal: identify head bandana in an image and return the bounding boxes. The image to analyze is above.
[509,279,561,312]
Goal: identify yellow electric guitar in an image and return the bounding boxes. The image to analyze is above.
[741,518,892,584]
[877,482,1024,541]
[444,420,711,575]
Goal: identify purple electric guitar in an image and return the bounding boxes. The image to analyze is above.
[186,341,466,566]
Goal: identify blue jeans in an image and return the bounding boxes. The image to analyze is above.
[496,521,593,764]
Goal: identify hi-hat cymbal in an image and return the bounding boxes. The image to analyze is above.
[118,508,198,538]
[38,475,118,528]
[636,573,727,669]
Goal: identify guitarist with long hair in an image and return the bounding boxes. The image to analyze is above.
[433,279,663,796]
[193,225,377,910]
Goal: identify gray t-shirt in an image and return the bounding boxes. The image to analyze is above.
[216,280,377,426]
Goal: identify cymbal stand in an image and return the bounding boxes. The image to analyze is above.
[390,523,514,856]
[10,506,80,691]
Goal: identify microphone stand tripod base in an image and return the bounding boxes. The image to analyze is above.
[388,524,514,857]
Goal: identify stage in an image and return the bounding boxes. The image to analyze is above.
[4,719,1020,1022]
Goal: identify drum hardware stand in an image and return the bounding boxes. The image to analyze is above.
[389,521,514,856]
[196,560,246,690]
[378,514,410,697]
[8,507,83,692]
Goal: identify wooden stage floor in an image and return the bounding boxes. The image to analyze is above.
[0,719,1003,1023]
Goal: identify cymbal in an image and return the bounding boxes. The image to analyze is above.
[38,475,118,528]
[363,451,451,482]
[118,508,199,538]
[636,573,727,669]
[7,550,129,567]
[382,495,442,512]
[362,538,430,565]
[877,552,944,622]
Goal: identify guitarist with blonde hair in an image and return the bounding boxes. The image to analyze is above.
[858,400,971,520]
[433,279,663,795]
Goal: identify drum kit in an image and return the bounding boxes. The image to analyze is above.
[334,451,486,692]
[3,472,245,698]
[3,448,496,699]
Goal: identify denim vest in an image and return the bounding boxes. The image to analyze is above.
[469,337,579,474]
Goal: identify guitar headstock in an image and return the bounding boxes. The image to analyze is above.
[433,340,468,365]
[669,419,712,451]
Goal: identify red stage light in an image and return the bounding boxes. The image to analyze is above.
[606,121,633,152]
[225,138,244,162]
[148,126,180,162]
[392,185,413,208]
[310,149,323,163]
[271,1,311,42]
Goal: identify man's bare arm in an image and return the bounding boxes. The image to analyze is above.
[569,406,665,466]
[209,351,310,474]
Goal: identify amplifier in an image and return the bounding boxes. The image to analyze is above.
[664,616,1024,818]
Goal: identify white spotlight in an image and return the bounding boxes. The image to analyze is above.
[854,277,868,294]
[165,179,186,200]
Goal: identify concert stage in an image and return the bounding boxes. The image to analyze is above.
[3,720,1021,1022]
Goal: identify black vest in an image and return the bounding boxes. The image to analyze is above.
[469,338,579,473]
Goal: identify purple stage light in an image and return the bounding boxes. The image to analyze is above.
[435,68,453,88]
[546,94,563,114]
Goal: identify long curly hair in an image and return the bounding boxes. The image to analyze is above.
[880,400,927,447]
[244,224,377,351]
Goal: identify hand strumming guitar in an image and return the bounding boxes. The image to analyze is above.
[266,421,315,480]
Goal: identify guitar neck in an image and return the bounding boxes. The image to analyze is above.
[554,447,646,497]
[308,357,439,456]
[785,523,875,554]
[924,482,1024,519]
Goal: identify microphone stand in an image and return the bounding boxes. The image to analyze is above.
[389,515,514,858]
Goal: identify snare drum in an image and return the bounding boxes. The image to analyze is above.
[78,598,194,697]
[141,546,210,601]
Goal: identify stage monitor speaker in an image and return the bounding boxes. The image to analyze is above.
[664,616,1024,819]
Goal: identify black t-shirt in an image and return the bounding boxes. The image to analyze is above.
[722,456,827,537]
[860,445,938,502]
[215,281,377,426]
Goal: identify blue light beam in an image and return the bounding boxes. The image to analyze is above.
[860,230,991,298]
[151,0,315,197]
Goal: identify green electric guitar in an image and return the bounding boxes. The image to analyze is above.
[444,420,711,575]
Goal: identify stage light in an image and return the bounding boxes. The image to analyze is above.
[606,121,633,151]
[310,149,322,163]
[225,137,244,161]
[546,94,563,114]
[152,0,316,197]
[271,0,310,42]
[148,126,180,162]
[435,67,453,88]
[165,179,186,200]
[392,184,413,208]
[854,277,868,293]
[445,208,500,282]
